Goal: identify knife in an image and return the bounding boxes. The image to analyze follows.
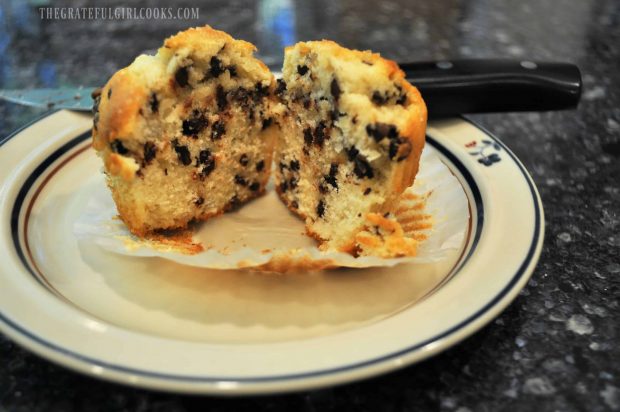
[0,59,581,117]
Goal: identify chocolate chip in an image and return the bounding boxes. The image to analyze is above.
[256,160,265,172]
[314,121,327,147]
[289,160,300,171]
[194,197,204,206]
[364,188,372,195]
[227,65,237,77]
[164,168,168,176]
[149,93,159,113]
[303,98,311,109]
[175,66,189,87]
[324,163,338,189]
[197,149,213,166]
[92,95,101,115]
[329,163,338,178]
[210,56,225,77]
[211,120,226,140]
[279,162,288,173]
[262,117,273,130]
[347,146,359,161]
[352,116,358,124]
[230,87,250,103]
[388,139,399,160]
[329,109,339,122]
[172,140,192,166]
[182,111,208,136]
[291,200,299,209]
[289,176,298,189]
[254,82,269,102]
[317,200,325,218]
[216,85,228,111]
[249,182,260,191]
[389,138,413,161]
[330,78,341,101]
[279,181,289,193]
[239,154,249,166]
[324,175,337,190]
[110,139,129,155]
[395,84,407,105]
[234,175,247,186]
[107,88,112,99]
[275,79,286,96]
[297,65,309,75]
[199,160,215,179]
[366,123,398,142]
[257,83,269,96]
[353,155,374,179]
[303,128,313,145]
[318,183,328,194]
[371,91,387,105]
[91,87,102,99]
[143,141,156,164]
[371,124,390,141]
[228,195,240,210]
[93,113,100,130]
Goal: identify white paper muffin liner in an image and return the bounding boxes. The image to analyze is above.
[74,147,469,271]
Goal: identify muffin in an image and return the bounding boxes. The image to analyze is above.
[274,40,427,255]
[92,26,280,236]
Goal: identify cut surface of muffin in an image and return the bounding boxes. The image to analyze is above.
[274,41,427,255]
[92,26,279,236]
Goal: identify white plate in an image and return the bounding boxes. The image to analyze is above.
[0,110,544,395]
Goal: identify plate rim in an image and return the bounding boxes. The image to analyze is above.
[0,110,544,394]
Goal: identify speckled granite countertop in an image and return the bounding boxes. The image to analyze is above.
[1,0,619,411]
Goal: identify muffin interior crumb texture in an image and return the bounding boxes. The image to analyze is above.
[274,41,427,255]
[92,26,279,236]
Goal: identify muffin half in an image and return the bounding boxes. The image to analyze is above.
[274,40,427,255]
[92,26,279,236]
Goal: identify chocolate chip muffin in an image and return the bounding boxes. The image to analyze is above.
[274,41,427,255]
[92,26,280,236]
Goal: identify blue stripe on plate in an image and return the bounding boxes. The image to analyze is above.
[0,112,541,386]
[9,131,92,289]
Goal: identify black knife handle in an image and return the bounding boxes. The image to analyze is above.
[401,59,582,117]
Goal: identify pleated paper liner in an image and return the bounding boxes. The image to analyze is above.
[74,147,469,272]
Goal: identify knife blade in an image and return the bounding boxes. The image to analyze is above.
[0,59,582,117]
[0,87,95,111]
